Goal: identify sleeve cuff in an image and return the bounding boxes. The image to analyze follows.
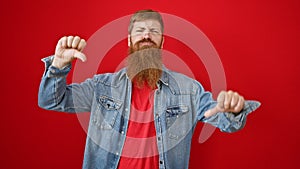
[41,56,72,78]
[237,100,261,116]
[202,100,261,132]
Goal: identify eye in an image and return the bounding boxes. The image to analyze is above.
[150,29,161,34]
[134,27,145,33]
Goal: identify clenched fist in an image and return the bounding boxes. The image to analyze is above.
[204,90,245,118]
[52,36,87,69]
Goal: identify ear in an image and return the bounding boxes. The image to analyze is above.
[161,36,165,49]
[128,35,131,47]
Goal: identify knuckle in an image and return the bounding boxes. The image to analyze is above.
[72,40,77,46]
[233,94,239,100]
[217,105,224,111]
[74,36,80,41]
[218,91,226,98]
[60,36,65,41]
[224,102,230,107]
[228,90,233,94]
[234,106,242,112]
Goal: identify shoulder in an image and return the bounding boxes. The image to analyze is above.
[92,68,128,87]
[163,68,203,95]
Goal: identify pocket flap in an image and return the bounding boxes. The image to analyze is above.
[99,95,122,110]
[166,105,189,117]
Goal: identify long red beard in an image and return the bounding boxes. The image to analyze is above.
[126,40,163,89]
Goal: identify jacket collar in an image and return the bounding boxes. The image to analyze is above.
[118,65,170,86]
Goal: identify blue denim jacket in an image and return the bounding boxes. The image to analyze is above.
[38,56,260,169]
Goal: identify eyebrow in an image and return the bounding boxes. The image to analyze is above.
[134,27,161,34]
[135,27,146,30]
[135,26,160,29]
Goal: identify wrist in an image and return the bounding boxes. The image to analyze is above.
[51,56,69,69]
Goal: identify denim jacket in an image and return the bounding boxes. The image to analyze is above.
[38,56,260,169]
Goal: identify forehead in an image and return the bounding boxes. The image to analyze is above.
[132,19,161,29]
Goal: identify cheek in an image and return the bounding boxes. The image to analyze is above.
[154,37,163,46]
[131,35,142,44]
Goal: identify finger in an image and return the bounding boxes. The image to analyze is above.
[67,36,74,48]
[73,50,87,62]
[230,92,239,108]
[224,90,233,109]
[72,36,81,48]
[217,91,226,109]
[204,106,218,118]
[234,96,244,112]
[55,38,62,52]
[61,36,67,48]
[55,37,65,56]
[77,39,86,51]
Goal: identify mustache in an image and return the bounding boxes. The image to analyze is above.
[136,38,157,46]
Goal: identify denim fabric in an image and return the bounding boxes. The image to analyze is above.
[38,56,260,169]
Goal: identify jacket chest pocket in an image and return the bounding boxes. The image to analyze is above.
[165,105,191,140]
[92,95,122,130]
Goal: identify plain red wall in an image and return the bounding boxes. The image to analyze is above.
[1,0,299,169]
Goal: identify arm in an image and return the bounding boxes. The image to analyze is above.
[195,83,260,133]
[38,36,93,113]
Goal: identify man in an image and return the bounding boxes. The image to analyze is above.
[38,9,260,169]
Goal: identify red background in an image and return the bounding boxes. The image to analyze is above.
[1,0,300,169]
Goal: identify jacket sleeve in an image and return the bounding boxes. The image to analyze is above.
[195,81,261,133]
[38,56,94,113]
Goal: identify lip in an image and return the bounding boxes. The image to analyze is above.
[139,42,155,47]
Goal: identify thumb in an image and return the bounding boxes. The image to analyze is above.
[73,50,87,62]
[204,106,219,118]
[204,91,227,118]
[204,102,226,118]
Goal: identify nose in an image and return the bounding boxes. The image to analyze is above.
[143,31,151,39]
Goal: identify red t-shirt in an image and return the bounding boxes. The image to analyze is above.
[117,83,159,169]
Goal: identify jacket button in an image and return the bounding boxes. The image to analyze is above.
[160,161,163,164]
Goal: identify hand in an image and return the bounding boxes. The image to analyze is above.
[52,36,87,69]
[204,90,245,118]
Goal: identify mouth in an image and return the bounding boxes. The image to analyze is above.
[139,41,155,48]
